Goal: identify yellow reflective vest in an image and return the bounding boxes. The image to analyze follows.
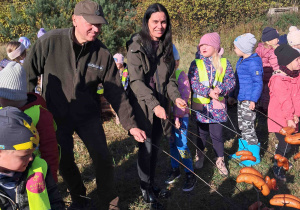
[26,156,51,210]
[192,58,227,104]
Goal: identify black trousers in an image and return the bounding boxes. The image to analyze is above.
[137,116,163,189]
[275,132,291,156]
[56,116,114,208]
[196,122,224,157]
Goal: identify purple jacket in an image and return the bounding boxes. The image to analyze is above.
[173,70,190,120]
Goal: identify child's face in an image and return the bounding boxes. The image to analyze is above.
[266,38,279,46]
[288,57,300,71]
[234,45,244,57]
[200,45,217,57]
[0,149,34,172]
[175,60,180,70]
[116,63,124,70]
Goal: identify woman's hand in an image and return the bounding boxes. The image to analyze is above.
[153,105,167,120]
[175,98,187,108]
[287,119,297,128]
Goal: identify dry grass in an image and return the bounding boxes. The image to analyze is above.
[58,103,300,210]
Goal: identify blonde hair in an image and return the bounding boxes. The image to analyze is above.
[212,50,222,74]
[6,41,26,63]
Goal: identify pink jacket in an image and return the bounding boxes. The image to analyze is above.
[256,43,279,82]
[173,70,190,119]
[256,43,279,70]
[268,73,300,133]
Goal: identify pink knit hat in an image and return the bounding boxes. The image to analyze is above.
[113,53,124,64]
[198,32,224,56]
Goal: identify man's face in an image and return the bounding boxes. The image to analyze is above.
[0,149,34,172]
[73,15,102,45]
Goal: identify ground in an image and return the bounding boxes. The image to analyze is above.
[58,104,300,210]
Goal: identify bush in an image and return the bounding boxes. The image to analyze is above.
[0,0,137,53]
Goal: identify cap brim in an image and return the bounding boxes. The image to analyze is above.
[83,15,108,25]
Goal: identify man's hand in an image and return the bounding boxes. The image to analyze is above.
[129,128,146,142]
[175,98,187,108]
[287,119,297,129]
[209,89,219,100]
[249,101,255,110]
[153,105,167,120]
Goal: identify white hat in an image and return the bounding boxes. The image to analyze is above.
[0,62,27,101]
[287,26,300,46]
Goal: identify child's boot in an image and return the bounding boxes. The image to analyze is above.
[229,139,248,160]
[239,142,261,166]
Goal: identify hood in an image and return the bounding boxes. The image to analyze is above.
[20,93,47,111]
[256,42,273,57]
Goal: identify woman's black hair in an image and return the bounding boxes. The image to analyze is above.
[139,3,173,63]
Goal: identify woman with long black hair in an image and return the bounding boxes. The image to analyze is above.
[126,3,187,208]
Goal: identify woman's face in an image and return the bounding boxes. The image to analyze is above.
[200,44,217,58]
[148,12,167,41]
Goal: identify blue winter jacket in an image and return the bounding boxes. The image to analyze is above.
[235,53,263,102]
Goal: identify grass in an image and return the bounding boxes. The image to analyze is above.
[59,103,300,209]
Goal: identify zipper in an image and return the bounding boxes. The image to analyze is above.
[0,189,18,209]
[72,43,86,99]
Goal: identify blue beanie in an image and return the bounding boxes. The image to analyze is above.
[234,33,257,55]
[278,34,288,45]
[172,44,180,60]
[18,37,31,49]
[261,27,279,42]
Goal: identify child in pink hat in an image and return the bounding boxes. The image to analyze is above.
[188,32,235,176]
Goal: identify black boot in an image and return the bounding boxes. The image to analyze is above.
[140,186,163,209]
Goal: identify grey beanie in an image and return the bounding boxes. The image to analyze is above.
[0,61,27,101]
[234,33,257,55]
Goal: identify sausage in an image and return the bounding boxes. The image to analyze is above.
[279,127,295,136]
[236,150,253,156]
[240,155,256,162]
[273,194,300,202]
[236,173,270,196]
[285,133,300,145]
[270,197,300,209]
[294,152,300,160]
[240,167,263,178]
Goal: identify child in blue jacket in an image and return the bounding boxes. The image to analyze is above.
[229,33,263,166]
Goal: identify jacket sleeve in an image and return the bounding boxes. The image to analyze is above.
[45,165,65,210]
[188,60,211,97]
[127,49,160,111]
[37,107,59,183]
[250,60,263,102]
[103,54,138,131]
[216,59,236,96]
[269,76,295,120]
[23,39,47,92]
[173,71,190,118]
[268,50,280,70]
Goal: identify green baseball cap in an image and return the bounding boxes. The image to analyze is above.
[74,0,108,25]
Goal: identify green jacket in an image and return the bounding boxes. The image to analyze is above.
[24,27,137,130]
[126,34,181,136]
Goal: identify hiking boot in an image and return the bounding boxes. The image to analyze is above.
[165,168,181,184]
[216,157,228,176]
[182,173,196,192]
[194,149,204,169]
[273,163,286,182]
